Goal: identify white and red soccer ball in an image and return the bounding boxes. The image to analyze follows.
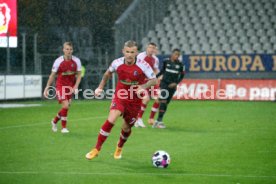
[152,150,171,168]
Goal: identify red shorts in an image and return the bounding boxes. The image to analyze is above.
[110,98,141,126]
[56,86,73,103]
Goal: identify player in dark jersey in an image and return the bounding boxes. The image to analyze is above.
[153,48,184,128]
[85,40,157,160]
[43,42,82,133]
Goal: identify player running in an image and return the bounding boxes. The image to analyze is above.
[134,42,160,128]
[85,40,157,160]
[43,42,82,133]
[153,48,184,128]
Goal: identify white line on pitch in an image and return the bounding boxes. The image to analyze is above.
[0,171,275,178]
[0,116,106,130]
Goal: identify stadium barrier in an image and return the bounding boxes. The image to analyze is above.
[174,79,276,101]
[183,54,276,72]
[0,75,42,100]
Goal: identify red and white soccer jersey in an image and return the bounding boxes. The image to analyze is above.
[108,57,156,124]
[137,51,159,72]
[52,55,81,102]
[137,52,160,97]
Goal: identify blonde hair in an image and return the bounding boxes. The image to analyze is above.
[124,40,138,48]
[63,42,73,48]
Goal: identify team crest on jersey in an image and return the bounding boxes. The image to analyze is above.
[71,64,74,68]
[133,70,138,76]
[175,65,180,69]
[111,102,116,107]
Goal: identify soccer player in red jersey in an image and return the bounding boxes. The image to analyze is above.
[85,40,157,160]
[135,43,160,128]
[43,42,82,133]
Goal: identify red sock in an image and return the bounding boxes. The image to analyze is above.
[53,109,62,124]
[138,103,147,118]
[117,129,131,148]
[150,102,159,119]
[53,115,60,124]
[60,108,68,128]
[95,120,114,151]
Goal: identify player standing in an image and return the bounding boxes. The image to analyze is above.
[153,48,184,128]
[135,42,160,127]
[85,40,157,160]
[43,42,82,133]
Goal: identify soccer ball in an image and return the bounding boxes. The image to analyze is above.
[152,150,171,168]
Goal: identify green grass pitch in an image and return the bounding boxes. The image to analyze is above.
[0,100,275,184]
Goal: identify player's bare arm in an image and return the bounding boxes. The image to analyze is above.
[152,68,162,84]
[168,83,177,88]
[136,78,157,95]
[72,71,82,94]
[95,69,113,96]
[153,68,159,75]
[141,78,157,89]
[43,71,56,98]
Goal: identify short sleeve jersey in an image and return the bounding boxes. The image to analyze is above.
[109,57,156,102]
[52,55,81,88]
[137,51,159,72]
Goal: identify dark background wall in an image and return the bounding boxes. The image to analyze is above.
[18,0,132,49]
